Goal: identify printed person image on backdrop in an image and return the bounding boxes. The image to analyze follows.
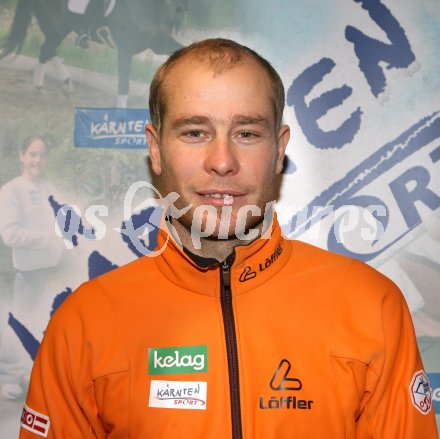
[20,39,438,438]
[0,136,63,401]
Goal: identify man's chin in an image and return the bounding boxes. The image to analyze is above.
[202,231,254,242]
[175,213,265,241]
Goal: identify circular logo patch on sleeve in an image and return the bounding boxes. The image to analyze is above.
[409,370,433,414]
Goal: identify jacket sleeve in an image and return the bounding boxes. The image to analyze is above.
[19,280,130,438]
[335,260,438,438]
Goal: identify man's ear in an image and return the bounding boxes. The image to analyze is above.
[276,124,290,174]
[145,123,162,175]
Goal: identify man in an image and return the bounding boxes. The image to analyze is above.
[20,39,438,438]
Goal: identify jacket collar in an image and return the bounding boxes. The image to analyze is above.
[182,246,220,269]
[153,213,292,297]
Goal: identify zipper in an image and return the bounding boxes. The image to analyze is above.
[220,257,243,439]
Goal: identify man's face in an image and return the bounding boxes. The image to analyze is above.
[20,139,48,180]
[146,56,290,239]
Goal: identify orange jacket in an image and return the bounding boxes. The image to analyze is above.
[20,218,438,438]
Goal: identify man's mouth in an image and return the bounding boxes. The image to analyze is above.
[204,194,234,205]
[196,191,246,206]
[202,193,233,198]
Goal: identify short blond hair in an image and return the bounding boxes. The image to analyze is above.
[149,38,285,131]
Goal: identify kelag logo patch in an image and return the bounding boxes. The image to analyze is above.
[148,345,208,375]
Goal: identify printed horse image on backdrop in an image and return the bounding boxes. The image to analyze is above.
[0,0,188,107]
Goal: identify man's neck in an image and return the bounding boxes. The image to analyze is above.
[169,218,260,262]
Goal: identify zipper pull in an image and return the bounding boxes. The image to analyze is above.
[221,259,231,290]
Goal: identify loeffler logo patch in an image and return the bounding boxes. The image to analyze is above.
[239,244,283,282]
[409,370,433,414]
[260,359,314,411]
[21,404,50,437]
[148,380,207,409]
[148,345,208,375]
[270,359,302,391]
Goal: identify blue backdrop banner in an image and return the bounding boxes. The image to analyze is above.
[74,108,150,149]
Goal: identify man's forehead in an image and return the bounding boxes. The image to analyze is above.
[163,53,269,89]
[167,52,242,73]
[170,114,272,128]
[156,53,277,130]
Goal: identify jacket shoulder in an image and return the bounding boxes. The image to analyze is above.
[48,256,153,320]
[95,254,156,286]
[288,239,401,303]
[290,239,352,263]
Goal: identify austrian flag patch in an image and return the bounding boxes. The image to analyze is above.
[409,370,433,415]
[21,404,50,437]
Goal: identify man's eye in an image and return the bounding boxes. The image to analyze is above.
[185,130,203,138]
[239,131,256,139]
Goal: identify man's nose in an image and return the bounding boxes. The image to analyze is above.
[204,136,239,176]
